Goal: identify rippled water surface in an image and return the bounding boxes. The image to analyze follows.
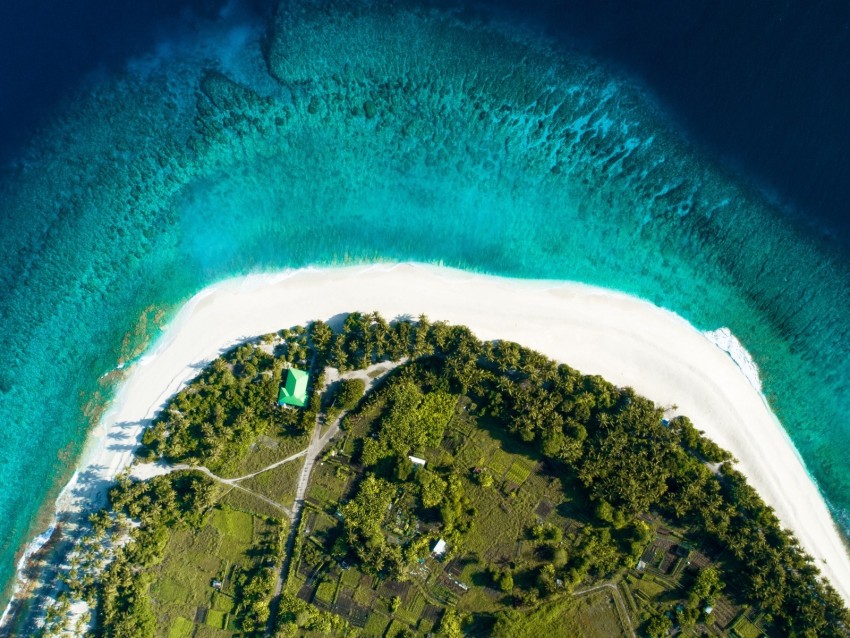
[1,0,849,600]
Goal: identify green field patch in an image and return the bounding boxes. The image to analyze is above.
[167,616,194,638]
[417,618,434,634]
[572,591,627,638]
[218,486,284,520]
[153,578,189,604]
[505,459,533,485]
[211,507,254,544]
[632,576,666,599]
[353,585,374,606]
[363,611,390,636]
[211,591,235,613]
[240,455,304,508]
[487,449,512,476]
[341,568,361,588]
[147,502,281,634]
[464,488,533,561]
[404,592,426,617]
[225,428,311,479]
[394,606,420,626]
[315,579,337,605]
[493,593,624,638]
[205,609,228,630]
[341,433,357,456]
[311,509,340,536]
[193,625,232,637]
[732,616,763,638]
[197,554,222,575]
[385,618,409,638]
[307,461,352,507]
[308,484,334,506]
[218,534,249,565]
[150,526,225,612]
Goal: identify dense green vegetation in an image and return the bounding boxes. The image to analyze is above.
[140,334,314,475]
[42,312,849,637]
[322,314,846,635]
[333,378,366,412]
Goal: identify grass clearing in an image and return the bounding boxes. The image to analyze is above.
[341,568,361,589]
[573,590,628,638]
[167,617,194,638]
[505,459,533,485]
[491,596,579,637]
[315,579,337,605]
[306,459,353,508]
[487,449,512,476]
[240,455,304,508]
[193,626,232,637]
[205,609,227,630]
[353,585,373,606]
[148,502,281,637]
[632,576,665,599]
[385,619,409,637]
[417,618,434,634]
[404,593,426,617]
[225,430,310,478]
[363,611,389,636]
[153,578,189,604]
[731,616,763,638]
[395,592,426,625]
[210,507,254,545]
[211,592,235,613]
[492,592,626,638]
[218,486,285,520]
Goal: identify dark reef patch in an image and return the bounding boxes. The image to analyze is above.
[1,0,850,613]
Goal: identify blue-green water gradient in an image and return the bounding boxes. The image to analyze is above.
[1,2,849,602]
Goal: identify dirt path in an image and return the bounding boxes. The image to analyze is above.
[574,582,636,638]
[270,362,400,597]
[225,449,307,482]
[131,448,308,521]
[266,363,403,631]
[272,413,341,595]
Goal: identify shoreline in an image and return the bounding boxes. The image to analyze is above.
[3,262,849,626]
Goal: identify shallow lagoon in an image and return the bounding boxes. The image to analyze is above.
[1,1,849,602]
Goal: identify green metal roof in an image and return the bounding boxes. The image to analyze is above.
[278,367,309,407]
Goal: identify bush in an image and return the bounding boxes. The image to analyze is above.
[335,378,366,410]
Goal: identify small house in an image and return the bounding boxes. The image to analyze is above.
[432,539,447,556]
[408,455,427,468]
[278,368,309,407]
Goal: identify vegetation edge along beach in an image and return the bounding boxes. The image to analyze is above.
[23,312,850,635]
[2,263,849,636]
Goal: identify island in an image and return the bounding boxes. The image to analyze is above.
[31,312,849,637]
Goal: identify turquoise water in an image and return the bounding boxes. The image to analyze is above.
[1,1,850,603]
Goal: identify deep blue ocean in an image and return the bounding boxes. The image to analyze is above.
[1,0,850,605]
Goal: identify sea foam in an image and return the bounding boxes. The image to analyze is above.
[703,327,763,393]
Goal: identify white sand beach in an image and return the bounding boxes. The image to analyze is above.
[9,262,850,611]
